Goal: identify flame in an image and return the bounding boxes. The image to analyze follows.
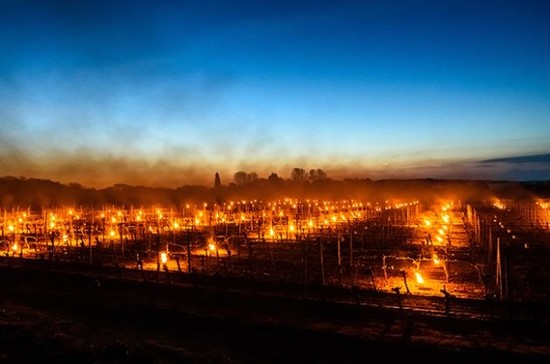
[160,252,168,264]
[415,271,424,284]
[433,254,440,265]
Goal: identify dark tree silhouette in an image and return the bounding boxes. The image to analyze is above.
[291,168,307,181]
[268,173,280,182]
[247,172,258,183]
[233,171,258,185]
[309,169,328,181]
[233,171,248,185]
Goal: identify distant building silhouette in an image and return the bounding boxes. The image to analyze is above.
[214,172,223,205]
[214,172,221,189]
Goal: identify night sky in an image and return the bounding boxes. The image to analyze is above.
[1,0,549,187]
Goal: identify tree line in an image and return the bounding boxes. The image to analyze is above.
[231,168,328,186]
[0,174,525,210]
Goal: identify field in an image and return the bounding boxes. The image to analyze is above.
[2,196,550,363]
[1,263,549,363]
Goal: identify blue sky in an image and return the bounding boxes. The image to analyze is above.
[1,0,549,187]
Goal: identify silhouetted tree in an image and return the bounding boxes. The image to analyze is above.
[268,173,280,182]
[247,172,258,183]
[214,172,223,205]
[233,171,258,185]
[291,168,307,181]
[234,171,248,185]
[309,169,328,181]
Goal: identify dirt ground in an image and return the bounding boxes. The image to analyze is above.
[1,266,549,364]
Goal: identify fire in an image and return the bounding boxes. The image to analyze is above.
[208,243,216,252]
[415,271,424,284]
[160,252,168,264]
[11,243,18,252]
[433,254,440,265]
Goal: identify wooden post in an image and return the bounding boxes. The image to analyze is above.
[119,222,124,258]
[156,232,160,273]
[88,224,93,264]
[319,237,325,287]
[50,231,55,268]
[302,234,307,299]
[187,227,192,273]
[496,237,502,299]
[175,255,181,272]
[349,226,354,286]
[337,233,342,285]
[443,259,449,283]
[349,225,353,268]
[402,269,410,294]
[247,237,253,277]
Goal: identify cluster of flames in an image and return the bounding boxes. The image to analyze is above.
[412,202,454,285]
[1,199,419,243]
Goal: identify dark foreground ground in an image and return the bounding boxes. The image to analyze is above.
[1,266,549,364]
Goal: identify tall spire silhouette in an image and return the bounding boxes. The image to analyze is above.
[214,172,221,189]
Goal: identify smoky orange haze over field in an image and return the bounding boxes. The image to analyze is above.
[2,146,548,189]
